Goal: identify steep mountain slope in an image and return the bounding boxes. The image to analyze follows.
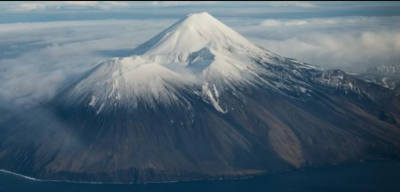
[1,12,400,183]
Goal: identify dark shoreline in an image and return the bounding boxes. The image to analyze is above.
[1,158,399,185]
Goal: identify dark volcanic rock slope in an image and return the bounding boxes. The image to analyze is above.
[1,12,400,183]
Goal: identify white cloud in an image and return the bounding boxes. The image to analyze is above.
[0,19,174,106]
[2,1,132,12]
[236,16,400,71]
[103,1,130,7]
[259,17,385,27]
[261,19,309,27]
[260,20,282,27]
[65,1,99,7]
[3,1,215,12]
[269,1,315,8]
[6,3,47,12]
[148,1,215,7]
[64,1,129,8]
[0,15,399,106]
[149,1,193,6]
[254,30,400,71]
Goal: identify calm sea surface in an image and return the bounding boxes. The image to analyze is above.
[1,160,400,192]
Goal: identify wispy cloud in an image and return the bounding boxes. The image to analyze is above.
[259,17,388,27]
[268,1,315,8]
[1,1,217,12]
[6,3,47,12]
[65,1,130,8]
[65,1,100,7]
[147,1,215,7]
[103,1,130,7]
[237,16,400,71]
[250,31,400,70]
[148,1,194,6]
[2,1,131,12]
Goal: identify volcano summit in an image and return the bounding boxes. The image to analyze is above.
[0,12,400,183]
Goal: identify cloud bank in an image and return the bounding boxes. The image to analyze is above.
[235,16,400,71]
[0,1,217,12]
[0,15,399,107]
[0,19,173,106]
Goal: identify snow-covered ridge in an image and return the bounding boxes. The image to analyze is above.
[60,56,193,112]
[318,70,362,94]
[366,65,400,75]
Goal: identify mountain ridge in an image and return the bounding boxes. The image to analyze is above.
[0,12,400,183]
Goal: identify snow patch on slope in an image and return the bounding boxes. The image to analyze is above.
[202,83,225,113]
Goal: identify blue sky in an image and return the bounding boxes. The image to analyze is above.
[0,1,399,106]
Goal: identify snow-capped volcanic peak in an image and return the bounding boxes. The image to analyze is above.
[58,12,316,113]
[133,12,260,56]
[129,12,278,83]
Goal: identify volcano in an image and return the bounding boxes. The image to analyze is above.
[1,12,400,183]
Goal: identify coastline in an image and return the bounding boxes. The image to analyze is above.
[1,158,398,185]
